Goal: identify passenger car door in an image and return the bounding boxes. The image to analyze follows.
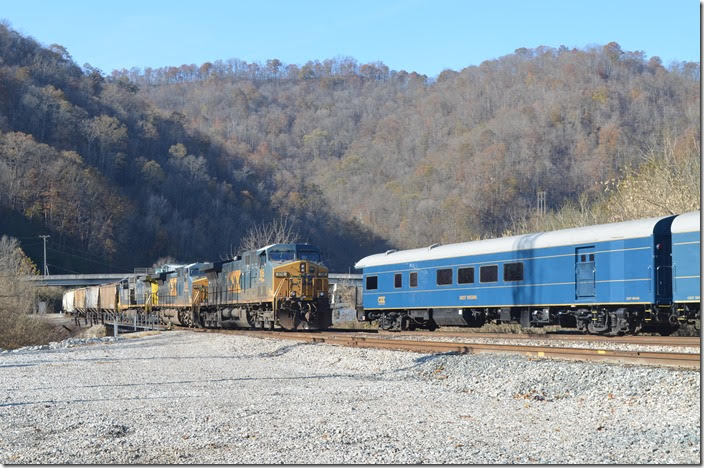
[575,247,596,298]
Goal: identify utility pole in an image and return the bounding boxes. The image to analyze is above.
[38,235,50,276]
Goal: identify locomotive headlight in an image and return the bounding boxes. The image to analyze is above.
[300,263,306,272]
[290,291,296,297]
[319,291,325,297]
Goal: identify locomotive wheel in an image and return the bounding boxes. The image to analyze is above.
[192,306,203,328]
[277,308,301,331]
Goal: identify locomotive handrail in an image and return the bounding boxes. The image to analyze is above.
[271,277,288,318]
[193,287,206,306]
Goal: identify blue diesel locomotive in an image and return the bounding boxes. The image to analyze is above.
[355,213,700,335]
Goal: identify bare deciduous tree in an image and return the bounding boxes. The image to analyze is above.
[0,236,67,349]
[233,215,302,256]
[0,236,39,315]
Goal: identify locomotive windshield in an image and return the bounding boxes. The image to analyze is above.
[268,249,295,262]
[265,245,321,262]
[297,250,321,262]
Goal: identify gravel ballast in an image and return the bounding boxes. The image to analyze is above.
[0,330,699,464]
[380,333,701,354]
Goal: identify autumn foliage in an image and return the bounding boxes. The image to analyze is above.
[0,23,699,272]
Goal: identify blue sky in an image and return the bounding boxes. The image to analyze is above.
[1,0,699,77]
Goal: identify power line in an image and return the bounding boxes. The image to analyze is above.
[48,241,104,257]
[48,241,130,265]
[15,236,114,263]
[17,240,43,247]
[9,234,139,272]
[46,263,83,274]
[46,246,126,270]
[45,245,132,271]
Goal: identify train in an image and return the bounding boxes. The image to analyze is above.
[62,243,332,331]
[354,211,700,336]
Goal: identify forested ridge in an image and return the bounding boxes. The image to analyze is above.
[0,22,699,273]
[122,42,699,246]
[0,24,387,272]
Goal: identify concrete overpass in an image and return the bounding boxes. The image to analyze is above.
[22,274,138,287]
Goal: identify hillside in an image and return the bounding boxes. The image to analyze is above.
[0,25,388,272]
[124,44,699,248]
[0,23,699,273]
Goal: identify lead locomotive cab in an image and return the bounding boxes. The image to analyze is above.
[198,243,332,330]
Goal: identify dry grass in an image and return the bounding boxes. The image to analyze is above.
[0,309,70,350]
[332,320,377,330]
[73,324,108,339]
[121,330,164,339]
[505,135,700,236]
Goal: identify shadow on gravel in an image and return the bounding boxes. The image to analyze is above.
[253,342,308,358]
[20,373,370,394]
[6,353,457,396]
[0,394,199,408]
[413,351,462,364]
[1,341,326,366]
[6,348,458,374]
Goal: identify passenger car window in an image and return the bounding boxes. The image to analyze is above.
[366,275,378,290]
[394,273,402,288]
[410,272,418,288]
[480,265,498,283]
[458,267,474,284]
[436,268,452,285]
[504,262,524,281]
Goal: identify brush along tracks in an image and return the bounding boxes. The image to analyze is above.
[184,328,700,369]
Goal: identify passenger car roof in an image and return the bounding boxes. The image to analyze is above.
[355,215,671,269]
[671,211,700,234]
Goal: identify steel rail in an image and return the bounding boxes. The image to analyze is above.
[182,328,701,369]
[373,330,701,347]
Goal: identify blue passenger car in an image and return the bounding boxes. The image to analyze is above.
[671,211,700,319]
[355,216,678,335]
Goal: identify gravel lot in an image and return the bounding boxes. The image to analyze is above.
[0,330,700,464]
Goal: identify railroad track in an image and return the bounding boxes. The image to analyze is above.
[373,330,701,347]
[182,328,700,369]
